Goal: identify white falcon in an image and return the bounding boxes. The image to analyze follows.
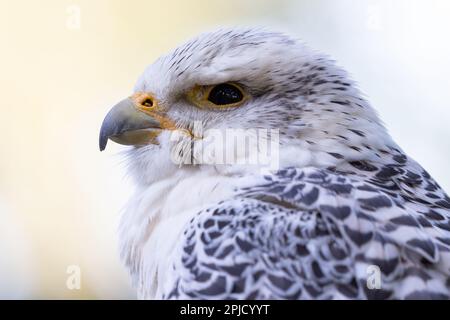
[99,28,450,299]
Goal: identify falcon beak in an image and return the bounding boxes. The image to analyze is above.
[99,93,174,151]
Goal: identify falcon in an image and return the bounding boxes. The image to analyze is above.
[99,28,450,299]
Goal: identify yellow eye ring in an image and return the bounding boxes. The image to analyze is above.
[187,82,249,109]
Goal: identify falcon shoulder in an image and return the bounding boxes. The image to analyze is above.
[165,163,450,299]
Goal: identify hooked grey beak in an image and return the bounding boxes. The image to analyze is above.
[99,97,163,151]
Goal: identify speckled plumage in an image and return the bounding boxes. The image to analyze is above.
[115,28,450,299]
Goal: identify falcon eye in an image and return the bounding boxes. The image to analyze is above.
[187,82,248,109]
[142,98,153,107]
[207,83,244,106]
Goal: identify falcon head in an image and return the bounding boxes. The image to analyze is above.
[100,28,392,184]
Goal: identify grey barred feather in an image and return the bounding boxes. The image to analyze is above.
[167,160,450,299]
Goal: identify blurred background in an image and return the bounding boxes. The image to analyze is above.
[1,0,449,299]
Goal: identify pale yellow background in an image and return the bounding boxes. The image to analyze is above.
[1,0,449,299]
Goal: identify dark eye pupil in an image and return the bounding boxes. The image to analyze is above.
[208,84,243,105]
[142,98,153,107]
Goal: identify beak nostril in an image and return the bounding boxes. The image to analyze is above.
[142,98,153,107]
